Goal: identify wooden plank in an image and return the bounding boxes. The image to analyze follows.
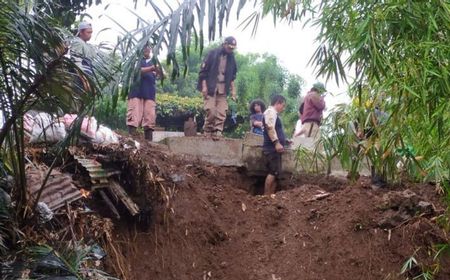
[108,180,140,216]
[99,190,120,219]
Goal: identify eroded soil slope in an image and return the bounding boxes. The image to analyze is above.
[100,140,449,280]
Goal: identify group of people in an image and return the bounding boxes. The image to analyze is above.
[71,21,239,139]
[249,82,327,141]
[71,22,327,195]
[249,84,327,195]
[123,31,238,140]
[125,34,239,139]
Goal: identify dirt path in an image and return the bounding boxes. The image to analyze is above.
[102,141,449,280]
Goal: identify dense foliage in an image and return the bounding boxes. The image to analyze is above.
[308,0,450,187]
[228,0,450,187]
[0,1,115,275]
[34,0,102,27]
[0,2,109,219]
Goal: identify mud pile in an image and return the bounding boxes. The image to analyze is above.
[95,139,449,280]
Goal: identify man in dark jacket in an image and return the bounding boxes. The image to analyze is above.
[197,36,238,136]
[263,95,287,195]
[127,45,158,141]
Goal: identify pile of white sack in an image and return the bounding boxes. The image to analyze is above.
[23,112,119,145]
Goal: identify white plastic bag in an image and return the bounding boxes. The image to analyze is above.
[63,114,119,144]
[93,125,119,144]
[63,114,98,139]
[30,113,67,143]
[81,117,98,139]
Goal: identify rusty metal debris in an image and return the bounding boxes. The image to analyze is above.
[26,148,140,220]
[26,165,82,211]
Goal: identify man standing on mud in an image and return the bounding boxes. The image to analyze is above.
[263,95,287,195]
[197,36,238,137]
[126,45,158,141]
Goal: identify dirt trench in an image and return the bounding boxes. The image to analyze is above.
[97,140,449,280]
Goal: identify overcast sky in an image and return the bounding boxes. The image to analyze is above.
[86,1,350,108]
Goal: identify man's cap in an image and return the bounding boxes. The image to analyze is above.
[312,82,327,93]
[224,36,237,48]
[77,21,92,33]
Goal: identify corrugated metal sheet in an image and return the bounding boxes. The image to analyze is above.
[26,166,82,210]
[73,156,140,216]
[74,156,120,185]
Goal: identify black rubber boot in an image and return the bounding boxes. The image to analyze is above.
[128,125,137,136]
[144,128,153,141]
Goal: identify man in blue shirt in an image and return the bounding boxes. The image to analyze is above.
[262,95,287,195]
[127,46,158,141]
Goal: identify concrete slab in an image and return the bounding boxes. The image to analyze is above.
[164,136,243,166]
[163,133,370,177]
[291,136,317,150]
[153,131,186,142]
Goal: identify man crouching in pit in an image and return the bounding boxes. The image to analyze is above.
[263,95,288,195]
